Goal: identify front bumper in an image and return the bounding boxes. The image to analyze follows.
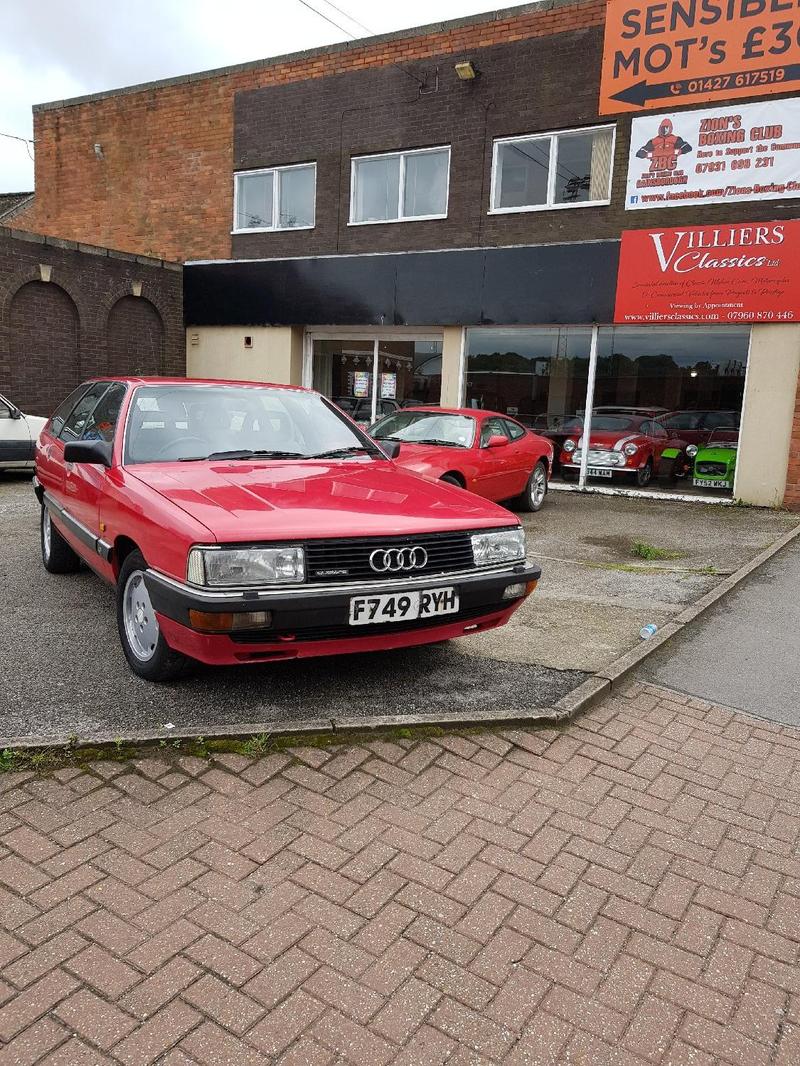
[144,562,541,665]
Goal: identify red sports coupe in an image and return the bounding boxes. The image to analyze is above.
[559,412,688,487]
[34,379,540,681]
[368,407,554,512]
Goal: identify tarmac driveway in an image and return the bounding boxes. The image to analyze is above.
[0,477,584,744]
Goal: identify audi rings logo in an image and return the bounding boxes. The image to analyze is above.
[369,546,428,573]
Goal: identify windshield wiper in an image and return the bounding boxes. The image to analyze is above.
[202,449,306,461]
[410,438,465,448]
[305,446,375,460]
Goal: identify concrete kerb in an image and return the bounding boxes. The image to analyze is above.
[1,520,798,755]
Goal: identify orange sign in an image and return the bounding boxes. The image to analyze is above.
[600,0,800,114]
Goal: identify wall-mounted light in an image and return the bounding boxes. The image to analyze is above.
[690,370,698,378]
[454,60,477,81]
[93,143,104,159]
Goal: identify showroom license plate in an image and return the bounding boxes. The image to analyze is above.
[694,478,730,489]
[587,467,613,478]
[349,587,459,626]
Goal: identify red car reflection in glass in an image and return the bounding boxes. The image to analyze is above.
[369,407,554,512]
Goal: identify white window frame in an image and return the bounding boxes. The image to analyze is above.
[489,124,616,215]
[232,162,317,234]
[349,146,451,226]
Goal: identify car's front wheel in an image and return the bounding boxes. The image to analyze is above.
[41,506,81,574]
[632,459,653,488]
[516,461,548,512]
[116,550,191,682]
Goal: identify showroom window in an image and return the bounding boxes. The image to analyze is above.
[350,147,450,224]
[233,164,316,232]
[490,125,615,212]
[464,326,750,498]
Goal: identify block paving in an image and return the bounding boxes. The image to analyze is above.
[1,681,800,1064]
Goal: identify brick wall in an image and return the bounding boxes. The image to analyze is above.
[0,228,184,417]
[12,0,605,261]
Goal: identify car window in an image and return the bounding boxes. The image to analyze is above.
[59,382,112,442]
[503,419,526,441]
[80,383,127,443]
[48,383,92,437]
[588,416,635,432]
[480,417,509,447]
[664,412,701,431]
[703,411,737,429]
[0,399,11,419]
[650,421,668,439]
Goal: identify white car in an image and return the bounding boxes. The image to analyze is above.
[0,393,47,472]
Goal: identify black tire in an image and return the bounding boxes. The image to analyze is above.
[515,461,548,513]
[41,506,81,574]
[561,469,578,483]
[633,460,654,488]
[440,474,464,488]
[116,550,192,682]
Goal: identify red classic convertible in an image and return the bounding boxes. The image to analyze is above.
[369,407,554,512]
[34,379,540,681]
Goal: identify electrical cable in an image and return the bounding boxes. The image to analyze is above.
[0,130,34,162]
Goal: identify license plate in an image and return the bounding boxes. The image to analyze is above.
[587,467,613,478]
[349,587,459,626]
[694,478,730,489]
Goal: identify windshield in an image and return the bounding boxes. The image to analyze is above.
[124,385,379,464]
[588,416,636,432]
[370,411,475,448]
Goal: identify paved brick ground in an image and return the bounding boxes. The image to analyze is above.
[1,682,800,1065]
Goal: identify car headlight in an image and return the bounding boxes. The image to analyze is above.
[686,445,698,458]
[623,443,638,457]
[471,527,525,567]
[187,545,305,586]
[563,439,577,453]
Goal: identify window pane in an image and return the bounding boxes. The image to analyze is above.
[59,382,111,441]
[554,128,613,204]
[403,150,449,218]
[495,139,550,209]
[236,172,273,229]
[278,166,315,228]
[353,156,401,222]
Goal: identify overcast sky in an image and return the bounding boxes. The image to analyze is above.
[0,0,504,192]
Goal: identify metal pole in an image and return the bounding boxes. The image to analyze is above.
[371,339,379,425]
[579,323,599,491]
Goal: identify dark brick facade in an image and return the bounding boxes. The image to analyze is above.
[0,228,184,418]
[232,25,800,260]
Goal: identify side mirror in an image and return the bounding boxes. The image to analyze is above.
[485,434,509,449]
[10,408,22,420]
[63,439,112,467]
[380,440,401,459]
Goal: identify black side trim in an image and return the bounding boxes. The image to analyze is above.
[0,440,34,462]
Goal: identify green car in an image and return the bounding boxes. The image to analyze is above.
[688,431,738,491]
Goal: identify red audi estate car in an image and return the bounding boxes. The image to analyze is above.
[34,379,540,681]
[369,407,554,512]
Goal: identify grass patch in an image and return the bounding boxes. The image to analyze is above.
[631,541,688,561]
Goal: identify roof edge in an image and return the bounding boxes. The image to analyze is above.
[0,224,183,269]
[33,0,586,112]
[0,193,35,223]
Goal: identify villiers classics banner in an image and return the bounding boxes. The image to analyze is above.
[625,97,800,210]
[614,219,800,324]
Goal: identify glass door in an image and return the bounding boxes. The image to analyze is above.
[309,335,443,427]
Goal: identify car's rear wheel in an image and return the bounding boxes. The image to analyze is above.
[41,506,81,574]
[116,550,191,682]
[516,461,548,512]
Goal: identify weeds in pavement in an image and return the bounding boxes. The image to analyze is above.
[631,541,687,561]
[242,733,273,757]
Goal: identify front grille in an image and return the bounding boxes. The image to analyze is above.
[231,603,495,643]
[572,449,624,467]
[303,530,479,584]
[696,462,728,476]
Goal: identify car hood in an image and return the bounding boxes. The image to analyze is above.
[390,442,470,469]
[126,458,513,542]
[696,446,737,460]
[572,431,644,450]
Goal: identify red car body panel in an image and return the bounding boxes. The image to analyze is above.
[35,378,540,667]
[378,407,554,501]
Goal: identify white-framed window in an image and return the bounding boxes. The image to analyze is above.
[490,125,615,214]
[350,146,451,225]
[233,163,316,232]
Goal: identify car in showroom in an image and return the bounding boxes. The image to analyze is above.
[0,393,47,473]
[34,378,541,681]
[559,412,689,488]
[689,429,739,492]
[368,407,554,512]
